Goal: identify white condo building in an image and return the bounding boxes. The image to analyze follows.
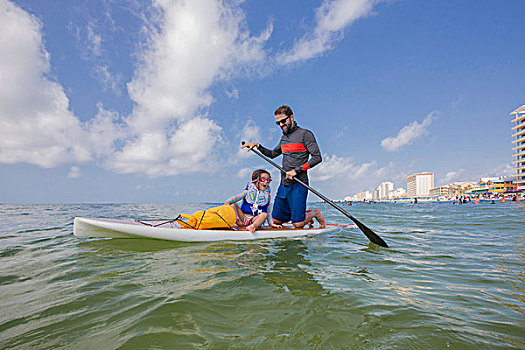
[378,182,394,199]
[407,172,434,197]
[356,191,372,201]
[510,105,525,190]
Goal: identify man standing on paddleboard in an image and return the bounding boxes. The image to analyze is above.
[242,105,326,229]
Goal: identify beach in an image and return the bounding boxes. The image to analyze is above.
[0,202,523,349]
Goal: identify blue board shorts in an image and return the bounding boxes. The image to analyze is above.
[272,183,308,224]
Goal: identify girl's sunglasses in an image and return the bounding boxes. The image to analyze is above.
[259,177,271,183]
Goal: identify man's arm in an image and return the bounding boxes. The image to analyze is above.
[242,142,282,159]
[258,143,282,159]
[293,130,322,175]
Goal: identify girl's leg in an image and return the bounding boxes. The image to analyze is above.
[247,213,268,233]
[230,203,245,226]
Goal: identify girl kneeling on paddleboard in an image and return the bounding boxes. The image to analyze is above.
[224,169,282,233]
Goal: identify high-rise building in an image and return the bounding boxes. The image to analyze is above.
[407,172,434,197]
[378,182,394,199]
[510,105,525,191]
[356,191,372,201]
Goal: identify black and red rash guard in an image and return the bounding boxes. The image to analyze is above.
[258,123,322,186]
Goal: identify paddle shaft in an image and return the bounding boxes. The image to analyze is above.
[243,142,388,247]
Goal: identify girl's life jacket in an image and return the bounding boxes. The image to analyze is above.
[240,181,271,215]
[224,180,273,225]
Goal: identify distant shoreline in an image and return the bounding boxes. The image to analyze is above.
[333,195,525,204]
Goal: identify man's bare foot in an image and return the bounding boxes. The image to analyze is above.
[314,209,326,228]
[317,215,326,228]
[247,224,256,233]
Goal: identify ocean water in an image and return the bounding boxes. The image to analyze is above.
[0,202,523,349]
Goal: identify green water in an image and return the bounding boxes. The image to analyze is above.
[0,202,523,349]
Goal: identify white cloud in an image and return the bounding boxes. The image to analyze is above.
[0,0,272,177]
[310,154,375,182]
[236,119,262,158]
[73,20,103,61]
[93,64,121,95]
[278,0,378,64]
[0,1,128,169]
[87,103,127,157]
[125,0,270,133]
[225,87,239,100]
[486,163,515,178]
[441,169,465,184]
[328,125,349,142]
[73,17,122,95]
[68,166,82,178]
[108,117,222,177]
[110,0,271,176]
[375,161,395,178]
[86,21,102,57]
[237,167,252,179]
[0,0,91,168]
[381,112,437,152]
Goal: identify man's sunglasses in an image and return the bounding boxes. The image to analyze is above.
[275,116,290,126]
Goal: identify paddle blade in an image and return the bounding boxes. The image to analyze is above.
[351,218,388,247]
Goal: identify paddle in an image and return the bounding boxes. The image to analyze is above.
[242,141,389,247]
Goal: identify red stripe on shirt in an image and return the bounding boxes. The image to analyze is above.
[281,143,307,153]
[301,163,311,171]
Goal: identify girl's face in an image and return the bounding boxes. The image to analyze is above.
[256,173,271,190]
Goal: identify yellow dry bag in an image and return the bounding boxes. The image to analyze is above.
[176,205,236,230]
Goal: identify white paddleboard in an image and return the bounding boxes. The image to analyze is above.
[73,217,338,242]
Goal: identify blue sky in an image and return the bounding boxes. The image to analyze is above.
[0,0,524,203]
